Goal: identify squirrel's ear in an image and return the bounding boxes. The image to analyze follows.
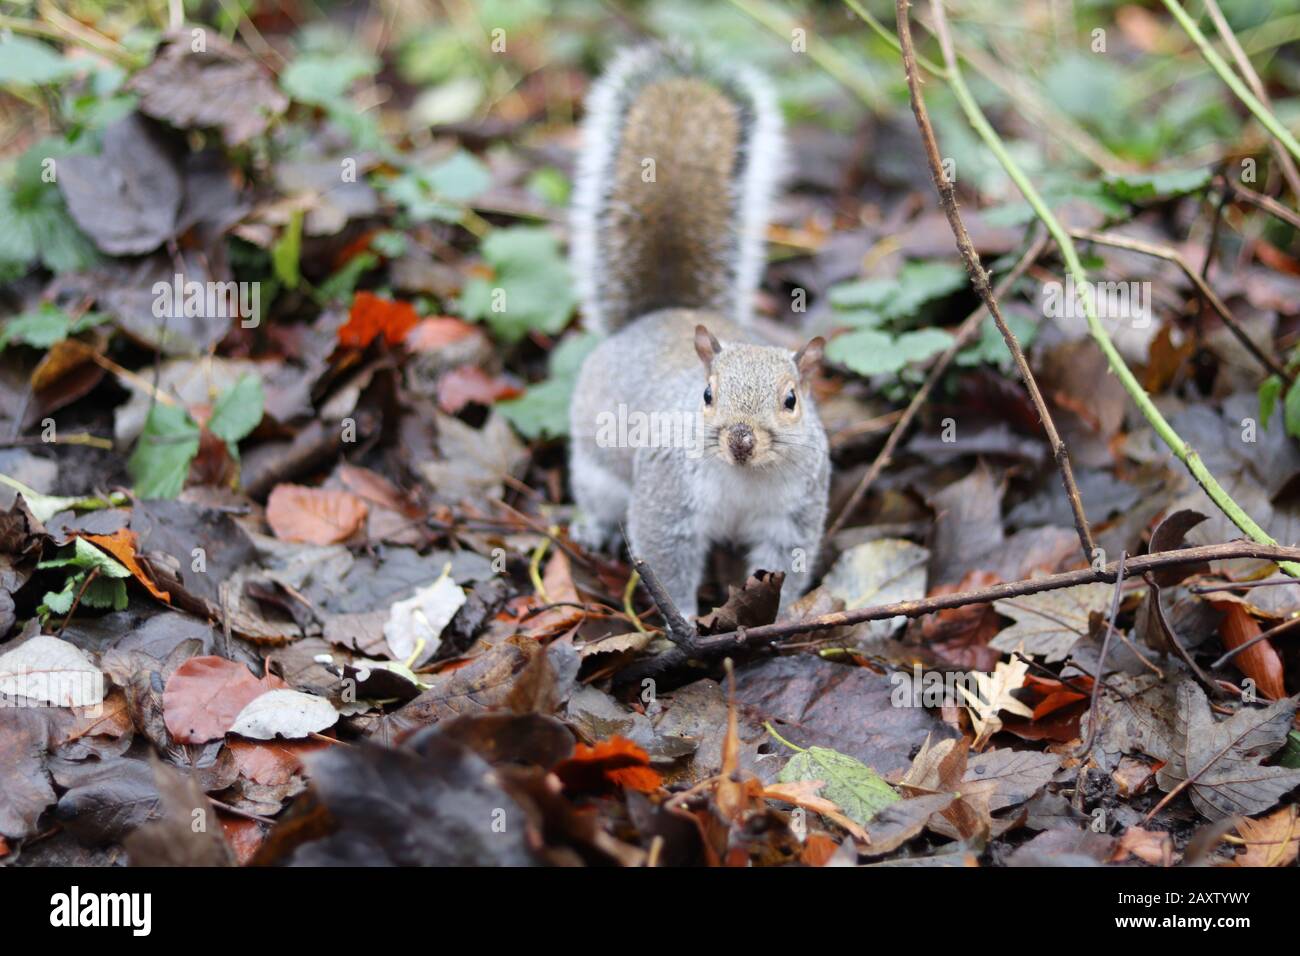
[694,324,722,368]
[794,337,825,381]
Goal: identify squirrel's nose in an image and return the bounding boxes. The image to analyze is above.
[727,424,756,463]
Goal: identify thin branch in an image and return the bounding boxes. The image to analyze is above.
[895,0,1094,564]
[1210,613,1300,671]
[629,553,698,652]
[1069,227,1291,383]
[1202,0,1300,202]
[917,0,1300,579]
[827,230,1049,537]
[614,541,1300,683]
[1163,0,1300,166]
[1220,177,1300,232]
[1077,551,1127,759]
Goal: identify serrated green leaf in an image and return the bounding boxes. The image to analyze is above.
[777,746,900,826]
[128,403,201,499]
[81,577,129,610]
[0,303,108,351]
[208,373,265,457]
[40,577,78,616]
[1103,167,1212,204]
[827,327,953,377]
[424,150,491,203]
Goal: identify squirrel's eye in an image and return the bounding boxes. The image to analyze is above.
[784,388,797,411]
[703,384,713,406]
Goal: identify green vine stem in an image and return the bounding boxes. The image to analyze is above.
[900,0,1300,577]
[1162,0,1300,165]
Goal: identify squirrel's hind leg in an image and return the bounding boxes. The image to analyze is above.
[569,444,629,552]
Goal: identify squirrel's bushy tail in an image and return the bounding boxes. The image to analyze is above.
[570,44,784,334]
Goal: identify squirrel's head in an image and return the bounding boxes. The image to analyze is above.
[694,324,824,468]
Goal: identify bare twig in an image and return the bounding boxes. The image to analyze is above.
[894,0,1093,564]
[615,541,1300,682]
[1069,228,1291,383]
[1077,551,1128,759]
[630,553,698,652]
[827,231,1049,537]
[1220,177,1300,232]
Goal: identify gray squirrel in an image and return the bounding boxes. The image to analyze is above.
[567,44,830,618]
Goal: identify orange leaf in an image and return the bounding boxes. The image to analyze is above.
[266,484,368,545]
[553,736,662,794]
[1212,601,1285,700]
[84,529,171,603]
[338,291,419,348]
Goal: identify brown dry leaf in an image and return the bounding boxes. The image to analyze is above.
[1211,601,1286,700]
[990,583,1112,662]
[1230,805,1300,867]
[266,484,368,545]
[958,654,1034,748]
[83,529,171,603]
[761,778,869,843]
[162,655,287,744]
[1113,826,1174,866]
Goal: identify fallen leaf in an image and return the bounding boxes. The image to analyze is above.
[1155,681,1300,821]
[554,737,662,794]
[0,634,103,707]
[958,654,1035,748]
[1230,805,1300,867]
[163,655,287,744]
[266,484,368,545]
[338,291,419,348]
[229,689,339,740]
[990,582,1113,662]
[1211,601,1285,700]
[83,529,170,603]
[775,743,900,826]
[383,566,467,664]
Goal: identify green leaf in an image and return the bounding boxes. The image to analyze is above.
[1102,167,1212,204]
[280,50,379,106]
[828,277,896,311]
[1285,379,1300,440]
[384,151,490,223]
[458,227,576,343]
[0,35,80,87]
[0,303,108,351]
[1259,375,1283,432]
[777,746,900,826]
[526,167,570,207]
[956,311,1039,368]
[81,577,129,610]
[207,373,265,457]
[0,142,99,275]
[1280,730,1300,770]
[41,577,78,616]
[424,150,491,203]
[271,209,303,290]
[38,537,132,578]
[827,327,953,377]
[496,333,598,440]
[128,403,201,499]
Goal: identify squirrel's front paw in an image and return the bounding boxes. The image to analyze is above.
[570,514,620,553]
